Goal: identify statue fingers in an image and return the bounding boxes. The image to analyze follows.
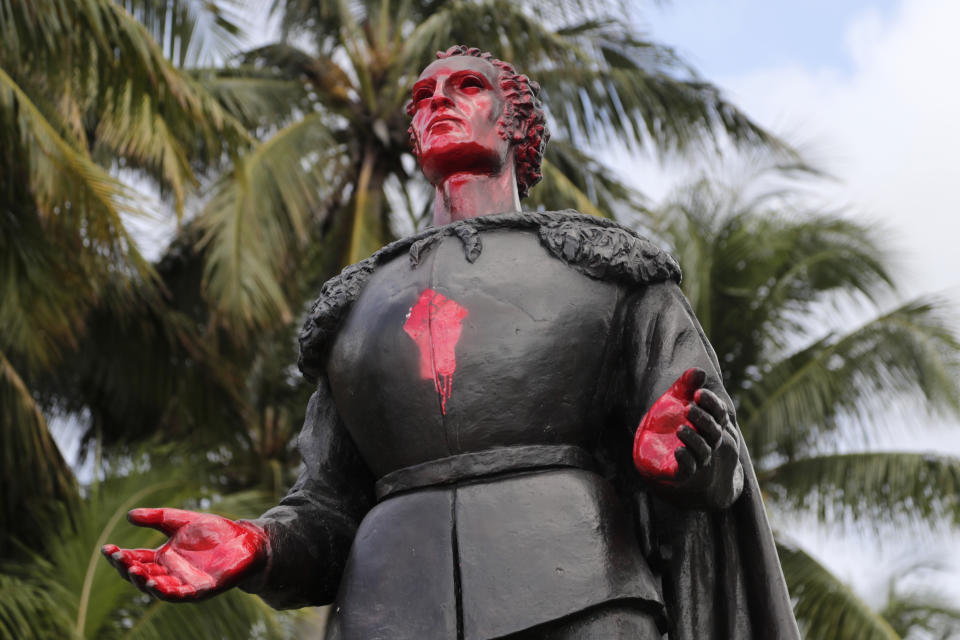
[124,560,169,595]
[127,507,197,536]
[693,388,728,425]
[674,446,697,482]
[101,544,123,569]
[120,548,160,563]
[668,367,707,402]
[678,426,712,467]
[687,404,721,446]
[102,546,133,581]
[125,562,155,593]
[134,560,170,576]
[720,426,740,456]
[102,546,156,577]
[145,575,200,602]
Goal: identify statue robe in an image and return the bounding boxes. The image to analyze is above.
[241,210,800,639]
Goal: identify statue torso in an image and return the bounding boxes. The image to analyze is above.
[323,227,664,640]
[327,228,622,477]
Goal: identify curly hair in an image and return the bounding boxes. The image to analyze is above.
[406,45,550,199]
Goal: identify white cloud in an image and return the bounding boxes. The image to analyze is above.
[705,0,960,604]
[719,0,960,294]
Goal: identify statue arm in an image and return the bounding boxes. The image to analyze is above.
[240,376,375,609]
[622,281,743,510]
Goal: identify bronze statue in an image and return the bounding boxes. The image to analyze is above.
[103,45,800,639]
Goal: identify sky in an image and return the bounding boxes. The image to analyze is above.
[633,0,959,298]
[625,0,960,609]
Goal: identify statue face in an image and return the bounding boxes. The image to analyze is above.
[410,56,511,184]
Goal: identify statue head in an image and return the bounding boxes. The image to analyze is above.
[407,45,549,199]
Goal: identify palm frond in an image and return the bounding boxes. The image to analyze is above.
[652,181,895,362]
[193,67,311,130]
[881,568,960,640]
[763,452,960,532]
[1,454,298,639]
[42,276,256,450]
[120,590,294,640]
[535,159,608,218]
[0,352,77,556]
[3,0,251,212]
[197,113,347,332]
[241,44,357,113]
[777,539,901,640]
[526,140,646,218]
[0,67,148,253]
[0,572,77,640]
[740,297,960,458]
[116,0,245,67]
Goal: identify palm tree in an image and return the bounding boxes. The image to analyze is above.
[0,0,313,556]
[648,171,960,639]
[0,0,245,552]
[0,452,309,640]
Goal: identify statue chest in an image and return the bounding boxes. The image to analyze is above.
[327,229,622,476]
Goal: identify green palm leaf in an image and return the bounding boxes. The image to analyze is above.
[528,140,647,218]
[777,539,901,640]
[197,112,348,331]
[241,43,358,113]
[740,298,960,458]
[648,170,960,637]
[0,351,77,556]
[0,66,156,374]
[1,458,297,640]
[2,0,251,213]
[880,566,960,639]
[763,452,960,530]
[194,66,311,129]
[652,181,895,360]
[115,0,244,67]
[0,572,78,640]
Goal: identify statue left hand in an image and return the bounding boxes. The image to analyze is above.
[101,508,268,601]
[633,368,741,502]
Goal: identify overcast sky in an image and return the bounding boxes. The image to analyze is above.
[635,0,959,296]
[627,0,960,608]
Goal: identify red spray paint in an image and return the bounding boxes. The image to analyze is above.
[403,289,468,414]
[633,368,705,479]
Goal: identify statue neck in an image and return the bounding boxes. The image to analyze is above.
[431,162,521,226]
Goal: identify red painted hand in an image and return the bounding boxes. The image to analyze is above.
[102,508,268,601]
[633,368,734,485]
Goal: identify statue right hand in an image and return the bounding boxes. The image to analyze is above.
[102,508,268,601]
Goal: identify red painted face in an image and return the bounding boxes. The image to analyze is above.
[410,56,510,185]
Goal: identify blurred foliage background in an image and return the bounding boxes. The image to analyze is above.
[1,0,959,638]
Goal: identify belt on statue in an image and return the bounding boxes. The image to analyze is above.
[374,444,600,501]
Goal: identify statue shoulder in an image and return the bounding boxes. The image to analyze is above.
[534,211,681,285]
[297,210,681,382]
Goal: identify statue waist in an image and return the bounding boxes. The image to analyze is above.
[332,464,665,640]
[374,444,599,501]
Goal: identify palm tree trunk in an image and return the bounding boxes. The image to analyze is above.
[346,142,390,266]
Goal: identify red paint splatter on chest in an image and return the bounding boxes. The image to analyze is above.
[403,289,468,414]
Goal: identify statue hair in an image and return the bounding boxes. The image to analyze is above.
[406,45,550,199]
